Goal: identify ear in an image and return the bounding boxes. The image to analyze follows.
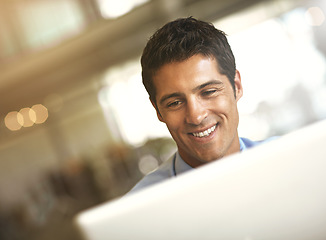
[234,70,243,101]
[150,98,164,122]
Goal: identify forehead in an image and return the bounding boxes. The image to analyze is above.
[152,55,227,97]
[155,54,218,77]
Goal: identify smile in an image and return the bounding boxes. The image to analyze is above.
[192,124,217,138]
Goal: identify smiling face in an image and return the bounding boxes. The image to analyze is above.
[152,54,243,167]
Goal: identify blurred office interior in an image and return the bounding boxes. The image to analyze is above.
[0,0,325,239]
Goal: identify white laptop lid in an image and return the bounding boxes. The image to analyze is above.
[75,120,326,240]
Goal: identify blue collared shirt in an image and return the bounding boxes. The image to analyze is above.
[129,137,274,193]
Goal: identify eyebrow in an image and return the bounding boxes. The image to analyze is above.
[192,80,223,92]
[159,80,223,105]
[159,92,183,105]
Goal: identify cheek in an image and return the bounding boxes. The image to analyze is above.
[213,97,233,112]
[163,112,183,131]
[212,97,239,121]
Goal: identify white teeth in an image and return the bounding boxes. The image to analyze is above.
[192,125,216,138]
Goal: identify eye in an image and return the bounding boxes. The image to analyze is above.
[167,100,182,108]
[201,89,217,97]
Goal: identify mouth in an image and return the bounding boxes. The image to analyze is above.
[191,124,217,138]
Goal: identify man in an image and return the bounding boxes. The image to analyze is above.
[130,17,270,192]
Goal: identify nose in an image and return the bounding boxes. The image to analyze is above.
[185,97,207,125]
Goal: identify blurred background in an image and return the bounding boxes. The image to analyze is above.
[0,0,325,239]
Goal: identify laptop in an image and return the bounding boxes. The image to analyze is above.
[75,119,326,240]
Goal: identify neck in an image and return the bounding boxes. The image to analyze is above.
[179,136,241,168]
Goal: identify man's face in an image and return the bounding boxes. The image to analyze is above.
[152,54,243,167]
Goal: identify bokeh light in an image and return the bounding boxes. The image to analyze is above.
[19,108,35,127]
[4,104,49,131]
[138,154,159,175]
[32,104,49,124]
[4,111,24,131]
[305,7,325,26]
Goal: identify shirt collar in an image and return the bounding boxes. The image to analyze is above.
[174,152,193,175]
[239,137,246,151]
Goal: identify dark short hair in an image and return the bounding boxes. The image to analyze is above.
[141,17,236,104]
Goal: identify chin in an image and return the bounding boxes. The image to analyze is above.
[198,152,224,163]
